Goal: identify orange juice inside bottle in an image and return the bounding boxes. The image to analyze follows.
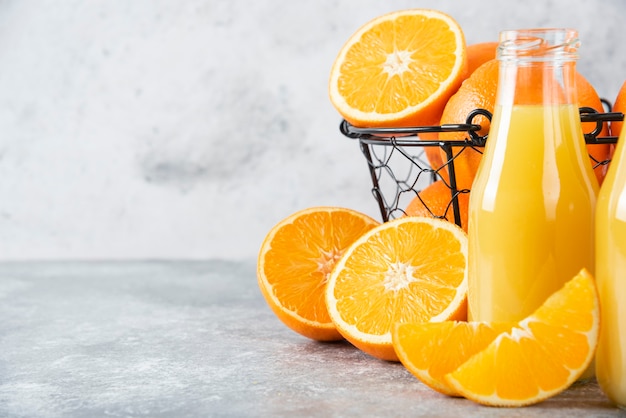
[468,103,598,321]
[595,126,626,409]
[467,28,599,381]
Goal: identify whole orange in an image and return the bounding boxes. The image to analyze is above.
[578,74,611,181]
[436,60,498,189]
[405,180,470,232]
[465,41,498,76]
[612,80,626,138]
[436,59,611,187]
[421,42,498,174]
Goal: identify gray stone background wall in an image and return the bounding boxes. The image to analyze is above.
[1,0,624,260]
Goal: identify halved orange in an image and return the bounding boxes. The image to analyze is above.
[325,216,468,361]
[328,9,467,128]
[392,321,514,396]
[257,207,379,341]
[445,269,599,407]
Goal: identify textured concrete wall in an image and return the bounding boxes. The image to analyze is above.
[1,0,624,260]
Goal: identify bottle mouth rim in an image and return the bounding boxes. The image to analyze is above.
[497,28,580,61]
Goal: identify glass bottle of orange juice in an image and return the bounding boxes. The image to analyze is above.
[595,123,626,408]
[468,29,598,324]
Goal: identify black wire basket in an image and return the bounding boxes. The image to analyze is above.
[341,107,624,230]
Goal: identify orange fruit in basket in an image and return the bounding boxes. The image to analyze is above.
[325,216,468,361]
[257,207,379,341]
[436,60,611,188]
[404,180,470,232]
[420,142,446,177]
[436,59,498,189]
[328,9,467,128]
[445,268,599,407]
[466,41,498,76]
[612,80,626,138]
[578,74,611,181]
[393,321,514,396]
[420,41,497,174]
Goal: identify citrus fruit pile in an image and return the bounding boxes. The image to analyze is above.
[258,207,468,355]
[257,206,600,407]
[328,8,619,232]
[258,7,615,409]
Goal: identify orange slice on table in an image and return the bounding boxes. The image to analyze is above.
[325,216,468,361]
[445,269,599,407]
[257,207,379,341]
[392,321,514,396]
[328,9,467,128]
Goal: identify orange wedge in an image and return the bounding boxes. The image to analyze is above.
[328,9,467,128]
[257,207,379,341]
[445,269,600,407]
[325,216,468,361]
[393,321,514,396]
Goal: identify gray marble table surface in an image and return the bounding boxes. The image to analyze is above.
[0,260,623,417]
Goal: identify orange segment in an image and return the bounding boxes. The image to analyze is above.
[325,216,468,361]
[393,321,514,396]
[329,9,467,128]
[257,207,379,341]
[445,269,600,407]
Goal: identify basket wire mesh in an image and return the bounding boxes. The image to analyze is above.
[341,107,624,229]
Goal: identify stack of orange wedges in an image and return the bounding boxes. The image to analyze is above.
[393,269,599,407]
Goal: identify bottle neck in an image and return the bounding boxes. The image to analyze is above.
[495,28,580,108]
[495,60,578,107]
